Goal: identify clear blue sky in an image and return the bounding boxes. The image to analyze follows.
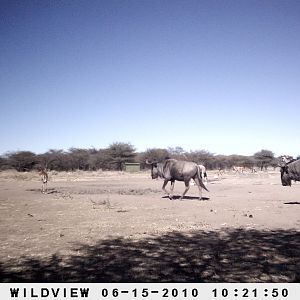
[1,0,300,157]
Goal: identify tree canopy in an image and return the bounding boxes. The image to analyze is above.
[0,144,287,172]
[254,150,276,170]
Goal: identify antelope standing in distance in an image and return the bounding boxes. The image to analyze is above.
[39,169,48,193]
[232,166,244,174]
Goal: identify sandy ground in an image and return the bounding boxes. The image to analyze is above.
[0,170,299,282]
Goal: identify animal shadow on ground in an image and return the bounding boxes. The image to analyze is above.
[26,188,58,194]
[284,202,300,205]
[162,195,210,201]
[0,228,299,282]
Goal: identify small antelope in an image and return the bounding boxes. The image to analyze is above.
[218,167,224,177]
[39,169,48,193]
[232,166,244,174]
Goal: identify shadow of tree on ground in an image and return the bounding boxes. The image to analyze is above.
[1,228,299,282]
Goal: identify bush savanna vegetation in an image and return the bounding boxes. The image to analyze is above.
[0,143,291,173]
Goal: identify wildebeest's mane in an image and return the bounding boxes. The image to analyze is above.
[162,159,177,178]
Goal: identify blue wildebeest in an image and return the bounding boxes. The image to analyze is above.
[146,159,209,200]
[280,159,300,186]
[279,155,295,165]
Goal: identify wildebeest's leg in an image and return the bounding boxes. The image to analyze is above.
[170,180,175,199]
[41,182,45,193]
[180,180,190,200]
[202,171,208,184]
[193,177,203,200]
[162,179,172,199]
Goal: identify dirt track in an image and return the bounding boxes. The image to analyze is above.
[0,170,299,282]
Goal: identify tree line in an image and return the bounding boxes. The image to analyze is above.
[0,142,290,172]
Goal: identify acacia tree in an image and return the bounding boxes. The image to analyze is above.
[40,149,70,171]
[0,155,10,170]
[212,155,228,170]
[105,142,136,171]
[36,149,61,170]
[186,150,214,168]
[254,150,275,170]
[6,151,37,171]
[68,148,91,170]
[167,147,187,160]
[141,148,170,163]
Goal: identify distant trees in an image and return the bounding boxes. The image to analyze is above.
[0,155,10,170]
[37,149,70,171]
[186,150,214,167]
[254,150,275,171]
[68,148,91,170]
[212,155,228,170]
[0,144,287,172]
[4,151,37,172]
[105,142,136,171]
[141,148,170,162]
[167,147,187,160]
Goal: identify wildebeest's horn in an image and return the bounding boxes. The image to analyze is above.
[145,159,152,165]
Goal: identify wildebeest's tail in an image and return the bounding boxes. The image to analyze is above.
[197,166,209,192]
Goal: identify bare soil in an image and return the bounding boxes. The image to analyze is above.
[0,170,299,282]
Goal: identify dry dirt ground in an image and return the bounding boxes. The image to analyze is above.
[0,170,299,282]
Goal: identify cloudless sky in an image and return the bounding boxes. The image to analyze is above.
[1,0,300,157]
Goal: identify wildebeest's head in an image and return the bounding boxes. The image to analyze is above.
[280,165,291,186]
[146,160,160,179]
[151,162,160,179]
